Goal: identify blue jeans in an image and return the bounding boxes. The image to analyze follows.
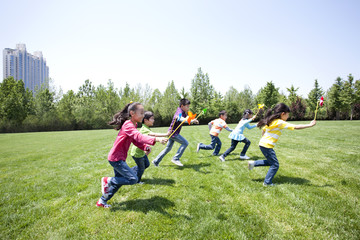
[199,135,222,155]
[101,160,138,202]
[254,146,279,185]
[153,134,188,165]
[222,138,251,157]
[131,155,150,182]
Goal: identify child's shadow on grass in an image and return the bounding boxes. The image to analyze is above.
[252,175,310,185]
[142,178,175,186]
[111,196,191,220]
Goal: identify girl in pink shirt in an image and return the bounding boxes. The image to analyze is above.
[96,102,168,208]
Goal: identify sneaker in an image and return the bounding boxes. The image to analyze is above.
[248,161,255,170]
[219,155,225,162]
[171,159,183,167]
[263,182,275,187]
[152,160,159,167]
[197,143,201,153]
[96,199,111,208]
[101,177,111,197]
[240,155,250,160]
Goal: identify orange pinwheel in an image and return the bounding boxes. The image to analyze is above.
[187,111,197,124]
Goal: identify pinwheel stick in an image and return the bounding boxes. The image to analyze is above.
[314,100,320,120]
[168,118,187,139]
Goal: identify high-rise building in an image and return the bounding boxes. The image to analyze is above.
[3,44,49,92]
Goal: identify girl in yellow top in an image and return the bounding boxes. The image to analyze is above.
[248,103,316,186]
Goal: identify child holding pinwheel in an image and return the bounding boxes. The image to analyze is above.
[152,99,199,167]
[197,110,233,156]
[219,109,257,162]
[248,103,316,186]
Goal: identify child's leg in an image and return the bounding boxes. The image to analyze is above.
[172,134,189,160]
[240,138,251,156]
[222,139,239,157]
[213,137,222,155]
[132,156,146,183]
[199,135,217,150]
[101,160,138,202]
[153,138,175,165]
[256,146,279,185]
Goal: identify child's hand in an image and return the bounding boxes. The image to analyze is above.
[156,137,168,145]
[145,147,151,155]
[310,120,316,126]
[166,131,171,136]
[192,119,199,124]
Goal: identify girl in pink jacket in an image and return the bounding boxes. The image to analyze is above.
[96,102,167,208]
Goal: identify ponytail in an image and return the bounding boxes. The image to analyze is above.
[109,102,142,130]
[257,103,290,129]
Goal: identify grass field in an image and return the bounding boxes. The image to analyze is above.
[1,121,360,239]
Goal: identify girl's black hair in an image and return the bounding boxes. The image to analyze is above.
[142,111,154,123]
[219,110,227,117]
[179,99,191,107]
[109,102,142,130]
[243,109,254,119]
[257,103,291,128]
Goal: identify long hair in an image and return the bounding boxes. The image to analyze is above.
[257,103,291,128]
[109,102,142,130]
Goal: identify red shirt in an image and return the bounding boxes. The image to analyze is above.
[108,120,156,162]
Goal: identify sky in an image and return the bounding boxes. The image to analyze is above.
[1,0,360,98]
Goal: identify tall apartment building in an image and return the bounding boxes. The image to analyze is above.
[3,44,49,92]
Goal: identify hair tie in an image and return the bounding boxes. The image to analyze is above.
[129,101,133,104]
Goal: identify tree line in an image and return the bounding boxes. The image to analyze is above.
[1,68,359,133]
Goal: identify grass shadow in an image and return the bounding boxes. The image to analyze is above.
[141,178,175,186]
[172,162,212,174]
[111,196,192,220]
[252,175,311,185]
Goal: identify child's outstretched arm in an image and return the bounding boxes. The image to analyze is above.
[208,122,213,130]
[149,132,169,137]
[294,120,316,130]
[225,126,233,132]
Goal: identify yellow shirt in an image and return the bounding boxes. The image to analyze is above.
[259,119,295,148]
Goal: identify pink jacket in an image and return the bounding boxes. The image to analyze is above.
[108,120,156,162]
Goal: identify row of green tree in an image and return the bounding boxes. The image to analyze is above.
[1,68,359,133]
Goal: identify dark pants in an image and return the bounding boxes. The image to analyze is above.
[199,135,222,155]
[222,138,251,157]
[254,146,279,184]
[131,155,150,182]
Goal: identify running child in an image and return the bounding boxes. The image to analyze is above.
[197,110,233,156]
[130,111,169,184]
[96,102,168,208]
[248,103,316,186]
[219,109,257,162]
[152,99,199,167]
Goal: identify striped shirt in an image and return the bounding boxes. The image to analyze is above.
[259,119,295,148]
[209,118,228,137]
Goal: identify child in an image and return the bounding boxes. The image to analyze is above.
[152,99,199,167]
[219,109,257,162]
[96,102,168,208]
[130,111,169,184]
[248,103,316,186]
[197,110,233,156]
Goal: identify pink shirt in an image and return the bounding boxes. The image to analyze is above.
[108,120,156,162]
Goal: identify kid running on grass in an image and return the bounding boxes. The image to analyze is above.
[197,110,233,156]
[152,99,199,167]
[96,102,168,208]
[219,109,257,162]
[248,103,316,186]
[130,111,169,184]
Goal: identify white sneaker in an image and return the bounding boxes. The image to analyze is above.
[248,161,255,170]
[240,155,250,160]
[219,155,225,162]
[263,182,275,187]
[152,160,159,167]
[197,143,201,153]
[171,159,183,166]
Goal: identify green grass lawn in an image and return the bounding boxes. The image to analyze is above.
[1,121,359,239]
